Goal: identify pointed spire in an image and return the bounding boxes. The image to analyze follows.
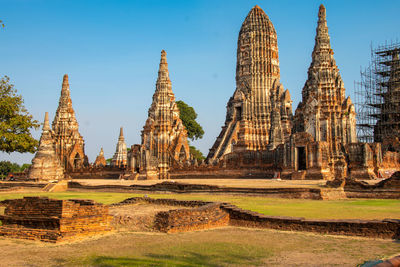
[157,50,170,83]
[55,73,74,113]
[318,4,326,20]
[100,147,104,156]
[253,5,261,11]
[43,112,50,131]
[119,127,125,140]
[61,74,70,96]
[313,4,331,54]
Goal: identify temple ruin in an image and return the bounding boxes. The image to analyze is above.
[28,112,65,180]
[27,5,400,181]
[94,148,107,167]
[207,5,293,164]
[136,50,190,179]
[111,127,128,168]
[281,4,357,180]
[52,74,87,171]
[0,197,112,242]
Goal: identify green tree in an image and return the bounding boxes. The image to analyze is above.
[176,100,204,140]
[0,161,20,178]
[176,100,205,161]
[189,145,205,161]
[20,163,31,172]
[0,76,39,153]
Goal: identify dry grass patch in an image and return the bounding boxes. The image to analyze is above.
[0,227,397,266]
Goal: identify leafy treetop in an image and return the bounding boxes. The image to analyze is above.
[189,145,205,161]
[0,76,39,153]
[176,100,204,141]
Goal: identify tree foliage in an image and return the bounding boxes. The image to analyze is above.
[0,76,39,153]
[0,161,30,178]
[189,145,205,161]
[176,100,204,141]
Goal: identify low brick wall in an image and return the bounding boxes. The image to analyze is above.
[154,203,229,233]
[221,203,400,239]
[0,197,113,242]
[114,197,400,239]
[0,182,47,190]
[345,189,400,199]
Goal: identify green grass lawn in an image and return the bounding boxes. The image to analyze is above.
[0,191,398,220]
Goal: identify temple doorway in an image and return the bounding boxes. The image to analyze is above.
[297,147,306,170]
[235,106,242,120]
[73,153,82,169]
[179,146,186,161]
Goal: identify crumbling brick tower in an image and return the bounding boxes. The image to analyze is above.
[293,5,357,160]
[28,112,65,180]
[207,5,293,164]
[52,74,87,171]
[111,127,128,167]
[140,50,190,179]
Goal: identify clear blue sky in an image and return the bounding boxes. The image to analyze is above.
[0,0,399,164]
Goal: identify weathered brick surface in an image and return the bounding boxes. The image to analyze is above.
[154,203,229,233]
[0,197,112,242]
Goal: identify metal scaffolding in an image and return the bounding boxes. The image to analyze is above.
[355,41,400,143]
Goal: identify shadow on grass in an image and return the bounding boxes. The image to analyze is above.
[88,250,266,267]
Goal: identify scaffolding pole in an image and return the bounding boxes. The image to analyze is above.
[355,41,400,143]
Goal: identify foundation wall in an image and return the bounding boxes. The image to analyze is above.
[221,204,400,239]
[154,203,230,233]
[0,197,113,242]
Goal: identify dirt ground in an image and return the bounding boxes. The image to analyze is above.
[74,178,383,189]
[74,178,329,188]
[0,227,397,266]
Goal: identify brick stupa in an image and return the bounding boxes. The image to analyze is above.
[28,112,65,180]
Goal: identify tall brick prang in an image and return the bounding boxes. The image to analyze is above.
[139,50,190,179]
[293,5,357,159]
[52,74,87,170]
[207,6,293,163]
